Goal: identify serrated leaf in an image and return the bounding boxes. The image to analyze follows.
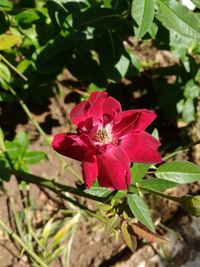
[155,161,200,184]
[0,0,13,11]
[131,163,150,183]
[121,221,137,252]
[23,151,47,164]
[156,0,200,40]
[0,34,21,50]
[139,178,177,191]
[132,0,155,39]
[127,194,154,232]
[132,223,167,243]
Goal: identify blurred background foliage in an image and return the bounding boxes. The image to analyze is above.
[0,0,200,122]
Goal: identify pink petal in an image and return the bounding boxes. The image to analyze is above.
[97,145,131,190]
[51,133,88,161]
[102,96,122,123]
[70,100,90,126]
[113,109,156,138]
[119,131,162,163]
[89,91,107,103]
[70,92,107,126]
[82,154,98,188]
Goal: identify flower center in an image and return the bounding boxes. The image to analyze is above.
[95,124,113,145]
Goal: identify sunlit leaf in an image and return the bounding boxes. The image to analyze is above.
[121,221,137,252]
[131,163,150,183]
[0,34,21,50]
[156,161,200,184]
[0,0,13,11]
[23,151,47,164]
[0,62,11,83]
[139,178,177,191]
[156,0,200,39]
[127,194,154,232]
[132,0,155,39]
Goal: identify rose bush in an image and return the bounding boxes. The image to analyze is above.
[52,92,161,189]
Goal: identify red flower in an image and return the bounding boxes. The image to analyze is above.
[51,92,161,190]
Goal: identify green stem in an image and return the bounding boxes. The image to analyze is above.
[0,219,48,267]
[135,184,181,203]
[162,139,200,161]
[0,54,27,81]
[0,167,110,204]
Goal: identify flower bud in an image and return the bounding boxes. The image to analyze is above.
[180,195,200,217]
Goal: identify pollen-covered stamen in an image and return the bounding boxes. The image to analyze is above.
[95,124,113,144]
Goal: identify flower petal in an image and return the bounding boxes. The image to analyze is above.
[113,109,156,138]
[70,100,90,126]
[97,145,131,190]
[82,154,98,188]
[70,92,107,126]
[102,96,122,123]
[119,131,162,163]
[51,133,88,161]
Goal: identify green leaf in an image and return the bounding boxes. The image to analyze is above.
[14,132,29,154]
[23,151,47,164]
[84,187,126,199]
[114,54,130,78]
[156,0,200,40]
[40,219,53,247]
[182,98,195,122]
[121,221,137,252]
[0,0,13,11]
[128,51,142,72]
[5,141,22,160]
[14,10,40,25]
[105,215,119,235]
[127,193,154,232]
[184,80,200,99]
[132,0,155,39]
[46,245,65,264]
[0,62,11,83]
[73,8,121,29]
[96,30,124,81]
[139,178,177,191]
[131,163,150,183]
[0,128,5,152]
[0,34,21,50]
[192,0,200,9]
[155,161,200,184]
[148,22,158,38]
